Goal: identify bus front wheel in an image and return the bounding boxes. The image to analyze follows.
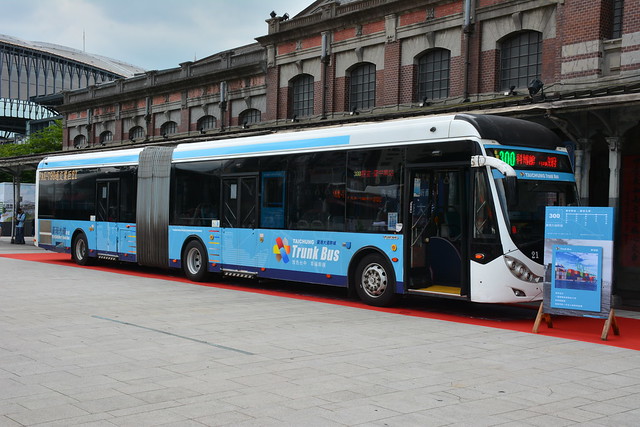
[355,254,397,307]
[71,233,92,266]
[183,240,209,282]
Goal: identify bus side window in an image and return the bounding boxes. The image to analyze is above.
[288,152,345,231]
[473,171,498,239]
[346,148,402,233]
[171,161,221,226]
[261,172,285,228]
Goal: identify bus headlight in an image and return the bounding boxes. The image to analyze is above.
[504,255,542,283]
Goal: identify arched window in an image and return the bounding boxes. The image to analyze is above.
[129,126,145,141]
[73,134,86,149]
[417,49,450,101]
[349,63,376,111]
[160,121,177,137]
[239,109,261,126]
[99,131,113,144]
[500,31,542,90]
[197,115,217,132]
[291,74,314,118]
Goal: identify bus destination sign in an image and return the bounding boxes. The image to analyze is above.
[488,148,570,172]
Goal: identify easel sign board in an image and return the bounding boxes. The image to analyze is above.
[543,207,614,319]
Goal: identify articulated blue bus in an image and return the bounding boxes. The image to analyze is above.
[36,114,577,306]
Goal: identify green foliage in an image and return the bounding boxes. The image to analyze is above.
[0,120,62,183]
[0,120,63,157]
[0,169,35,184]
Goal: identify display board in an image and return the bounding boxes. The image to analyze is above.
[543,207,615,318]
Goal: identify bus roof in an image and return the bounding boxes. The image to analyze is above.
[39,147,144,170]
[37,114,563,169]
[455,114,562,149]
[172,114,475,162]
[173,114,562,162]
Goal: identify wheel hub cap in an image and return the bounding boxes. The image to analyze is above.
[363,263,387,297]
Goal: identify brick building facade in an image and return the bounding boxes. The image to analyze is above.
[58,0,640,305]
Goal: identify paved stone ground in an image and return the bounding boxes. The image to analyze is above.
[1,237,640,426]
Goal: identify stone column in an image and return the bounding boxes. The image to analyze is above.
[579,138,591,205]
[574,138,591,205]
[606,136,622,209]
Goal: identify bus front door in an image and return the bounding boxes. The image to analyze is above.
[96,179,120,256]
[221,175,259,272]
[407,168,467,297]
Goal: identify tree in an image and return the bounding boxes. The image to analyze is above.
[0,120,63,183]
[0,120,63,158]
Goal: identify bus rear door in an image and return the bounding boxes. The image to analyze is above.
[96,179,120,257]
[406,168,468,298]
[221,175,259,273]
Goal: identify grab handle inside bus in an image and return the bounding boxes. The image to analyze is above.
[471,155,518,207]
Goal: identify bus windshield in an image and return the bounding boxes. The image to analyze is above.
[498,178,578,260]
[485,145,578,261]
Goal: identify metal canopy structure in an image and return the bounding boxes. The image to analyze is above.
[0,98,58,134]
[0,34,145,137]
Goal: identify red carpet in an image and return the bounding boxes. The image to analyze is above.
[3,252,639,351]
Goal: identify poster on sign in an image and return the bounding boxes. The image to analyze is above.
[550,245,602,312]
[543,207,614,318]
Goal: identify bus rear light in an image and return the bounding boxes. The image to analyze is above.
[504,255,542,283]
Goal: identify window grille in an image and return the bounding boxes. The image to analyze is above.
[129,126,144,140]
[161,121,177,136]
[417,49,450,101]
[198,115,217,131]
[500,32,542,90]
[612,0,624,39]
[292,74,314,117]
[349,63,376,111]
[239,109,261,125]
[99,131,112,144]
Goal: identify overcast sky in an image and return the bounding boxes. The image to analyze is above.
[1,0,313,71]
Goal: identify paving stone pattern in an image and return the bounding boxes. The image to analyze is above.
[1,239,640,426]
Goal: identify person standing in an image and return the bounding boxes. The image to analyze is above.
[15,208,26,244]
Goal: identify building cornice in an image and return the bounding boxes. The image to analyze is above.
[57,47,266,113]
[256,0,456,46]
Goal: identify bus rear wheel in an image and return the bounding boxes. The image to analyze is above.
[355,254,397,307]
[71,233,92,266]
[183,240,209,282]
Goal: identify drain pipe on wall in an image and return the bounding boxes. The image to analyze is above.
[320,32,330,120]
[463,0,476,102]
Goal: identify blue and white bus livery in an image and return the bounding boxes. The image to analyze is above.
[36,114,577,306]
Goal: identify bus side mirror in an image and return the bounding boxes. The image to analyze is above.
[470,155,518,207]
[506,175,518,207]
